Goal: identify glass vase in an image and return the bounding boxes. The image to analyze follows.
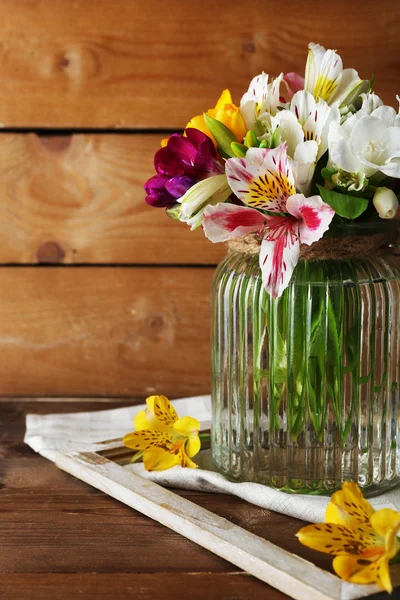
[211,249,400,496]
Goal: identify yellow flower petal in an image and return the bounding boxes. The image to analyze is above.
[370,509,400,558]
[215,89,232,108]
[230,111,247,141]
[325,481,375,527]
[123,429,172,451]
[186,433,201,458]
[180,447,198,469]
[173,416,200,437]
[333,555,392,593]
[296,523,368,555]
[143,448,181,471]
[376,557,394,594]
[134,408,156,431]
[186,114,209,136]
[151,395,178,426]
[371,508,400,540]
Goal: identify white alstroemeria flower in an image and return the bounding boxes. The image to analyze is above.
[328,102,400,179]
[271,90,340,194]
[304,43,367,107]
[177,174,231,230]
[240,72,285,132]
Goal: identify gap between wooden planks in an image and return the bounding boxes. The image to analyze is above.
[0,266,213,398]
[0,133,225,265]
[0,0,399,128]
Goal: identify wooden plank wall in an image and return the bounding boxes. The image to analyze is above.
[0,0,399,398]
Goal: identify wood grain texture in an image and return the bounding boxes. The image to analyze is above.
[0,133,226,265]
[0,0,399,128]
[0,267,213,397]
[0,400,337,600]
[0,574,283,600]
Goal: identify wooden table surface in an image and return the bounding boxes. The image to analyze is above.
[0,400,391,600]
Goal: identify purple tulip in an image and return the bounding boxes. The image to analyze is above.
[145,129,224,208]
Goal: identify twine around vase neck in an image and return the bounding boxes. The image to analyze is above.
[227,230,399,261]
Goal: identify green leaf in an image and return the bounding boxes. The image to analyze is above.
[321,167,337,184]
[367,73,375,94]
[230,142,247,157]
[203,114,236,158]
[244,130,259,148]
[259,139,269,148]
[317,185,369,219]
[270,126,281,149]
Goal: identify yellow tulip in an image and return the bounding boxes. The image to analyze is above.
[123,395,201,471]
[297,482,400,593]
[186,89,247,144]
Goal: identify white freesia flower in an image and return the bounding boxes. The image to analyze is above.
[305,43,367,107]
[177,174,231,230]
[328,101,400,179]
[373,187,399,219]
[396,95,400,127]
[240,72,285,132]
[359,92,384,116]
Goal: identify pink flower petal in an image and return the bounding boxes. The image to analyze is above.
[286,194,335,245]
[225,144,296,212]
[283,72,305,100]
[202,203,267,243]
[259,216,300,298]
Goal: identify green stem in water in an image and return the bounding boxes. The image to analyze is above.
[390,549,400,565]
[199,432,211,449]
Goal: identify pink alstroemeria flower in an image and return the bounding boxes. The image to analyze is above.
[283,72,305,100]
[203,144,334,298]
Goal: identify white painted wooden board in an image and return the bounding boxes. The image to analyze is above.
[55,441,400,600]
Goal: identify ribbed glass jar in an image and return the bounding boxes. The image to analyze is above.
[211,251,400,496]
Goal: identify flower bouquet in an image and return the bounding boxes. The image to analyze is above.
[144,43,400,495]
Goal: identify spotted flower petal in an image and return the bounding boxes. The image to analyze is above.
[298,483,400,594]
[325,481,375,527]
[225,144,296,212]
[124,395,201,471]
[296,522,374,555]
[123,429,173,452]
[134,395,178,432]
[333,555,392,593]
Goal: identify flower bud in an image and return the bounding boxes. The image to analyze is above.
[373,187,399,219]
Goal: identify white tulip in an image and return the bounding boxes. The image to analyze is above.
[373,187,399,219]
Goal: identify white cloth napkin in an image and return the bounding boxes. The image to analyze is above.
[24,395,400,523]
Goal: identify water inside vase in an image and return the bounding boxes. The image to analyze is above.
[211,253,400,496]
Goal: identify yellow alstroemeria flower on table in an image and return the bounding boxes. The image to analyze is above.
[123,395,201,471]
[187,89,247,144]
[297,482,400,593]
